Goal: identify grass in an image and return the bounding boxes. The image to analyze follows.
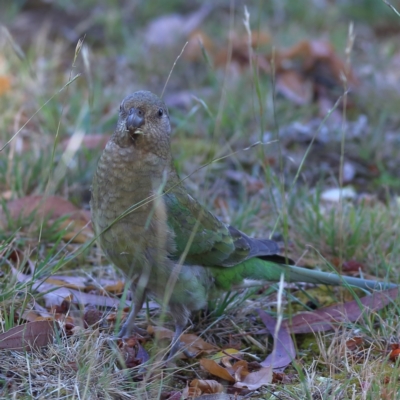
[1,0,400,398]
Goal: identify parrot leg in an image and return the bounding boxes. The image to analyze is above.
[166,305,197,360]
[168,323,185,359]
[118,284,147,338]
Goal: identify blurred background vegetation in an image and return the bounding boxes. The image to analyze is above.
[0,0,399,253]
[1,1,400,398]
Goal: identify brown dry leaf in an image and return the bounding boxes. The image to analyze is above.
[200,358,235,382]
[389,345,400,361]
[45,277,88,291]
[276,39,356,85]
[342,260,366,273]
[346,336,364,351]
[283,287,399,334]
[231,360,250,381]
[83,306,103,327]
[147,325,175,340]
[190,379,224,394]
[103,280,125,294]
[275,70,313,105]
[214,30,271,70]
[12,267,132,309]
[180,333,218,355]
[148,326,217,356]
[118,339,149,368]
[0,321,55,350]
[182,386,202,399]
[21,309,54,322]
[272,39,358,110]
[233,366,273,390]
[45,287,131,309]
[215,349,242,368]
[2,195,93,243]
[184,29,214,63]
[45,275,125,294]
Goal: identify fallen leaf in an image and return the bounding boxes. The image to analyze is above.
[231,360,250,380]
[190,379,224,394]
[233,366,273,390]
[346,336,364,351]
[103,280,125,294]
[118,339,149,368]
[214,30,271,70]
[83,306,103,327]
[2,195,92,243]
[148,326,217,356]
[283,287,399,334]
[11,267,133,309]
[0,321,55,350]
[184,29,214,62]
[200,358,235,382]
[256,310,296,371]
[276,70,313,105]
[342,260,365,273]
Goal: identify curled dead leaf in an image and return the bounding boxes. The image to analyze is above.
[190,379,224,394]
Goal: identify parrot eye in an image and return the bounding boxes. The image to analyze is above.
[158,108,164,117]
[130,108,143,116]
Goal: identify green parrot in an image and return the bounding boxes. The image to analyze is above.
[90,91,396,358]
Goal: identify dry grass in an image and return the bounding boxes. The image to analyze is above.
[1,1,400,398]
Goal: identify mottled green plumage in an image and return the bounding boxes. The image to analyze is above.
[91,91,396,358]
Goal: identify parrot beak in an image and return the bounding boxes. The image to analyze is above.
[126,108,144,132]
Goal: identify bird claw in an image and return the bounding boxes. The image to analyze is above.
[116,323,148,339]
[167,340,197,361]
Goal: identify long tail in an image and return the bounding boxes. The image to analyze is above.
[214,258,397,291]
[276,263,397,290]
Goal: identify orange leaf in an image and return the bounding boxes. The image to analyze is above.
[199,358,235,382]
[389,348,400,361]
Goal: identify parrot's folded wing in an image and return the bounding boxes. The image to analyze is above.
[164,180,282,267]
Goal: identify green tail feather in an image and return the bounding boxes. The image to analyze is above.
[211,258,396,291]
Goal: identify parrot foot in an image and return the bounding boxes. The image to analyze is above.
[118,318,148,339]
[117,322,148,338]
[166,340,197,361]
